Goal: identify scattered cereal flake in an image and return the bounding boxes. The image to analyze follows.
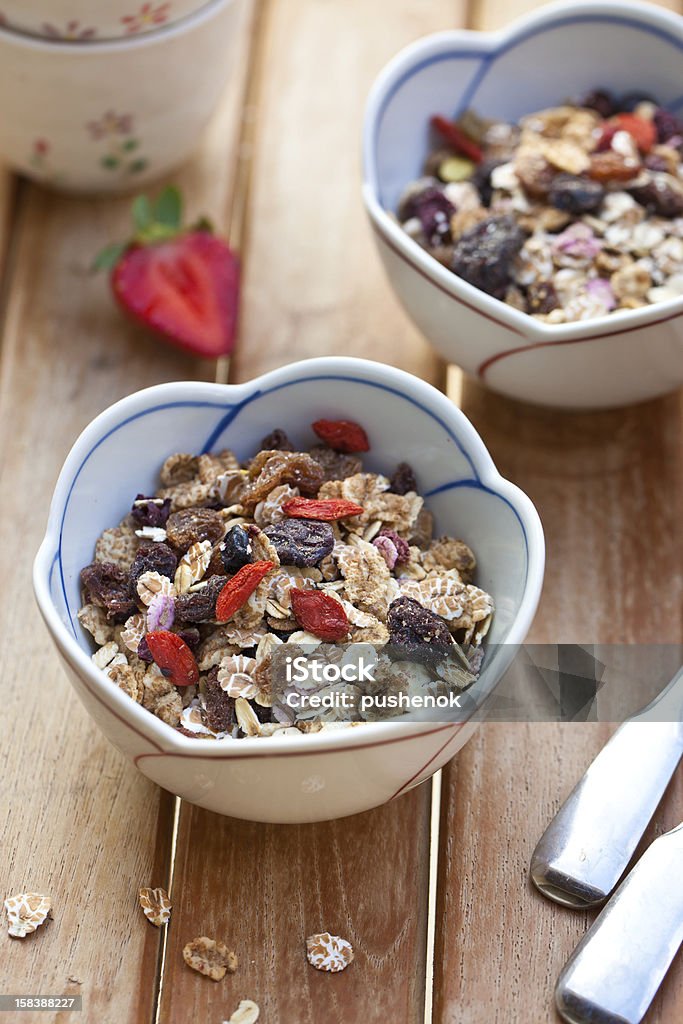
[160,453,199,486]
[138,886,172,927]
[107,663,143,702]
[135,526,168,542]
[306,932,354,973]
[335,540,392,619]
[137,570,176,606]
[182,936,237,981]
[235,696,262,737]
[253,483,300,527]
[196,631,241,671]
[180,700,214,736]
[174,540,213,594]
[217,655,258,698]
[94,525,139,569]
[224,999,260,1024]
[421,538,476,579]
[120,613,146,654]
[222,624,268,649]
[92,641,126,670]
[78,603,116,646]
[5,893,52,938]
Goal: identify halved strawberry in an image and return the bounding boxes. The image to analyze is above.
[94,187,240,358]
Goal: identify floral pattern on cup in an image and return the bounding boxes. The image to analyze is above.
[121,3,171,34]
[86,111,148,175]
[42,21,97,40]
[29,138,51,172]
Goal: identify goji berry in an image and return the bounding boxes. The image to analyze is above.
[598,114,656,154]
[215,560,275,622]
[146,630,199,686]
[290,589,350,641]
[281,497,364,521]
[430,115,482,163]
[312,418,370,453]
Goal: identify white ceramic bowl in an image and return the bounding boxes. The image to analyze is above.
[0,1,207,41]
[0,0,245,193]
[363,0,683,410]
[33,357,544,823]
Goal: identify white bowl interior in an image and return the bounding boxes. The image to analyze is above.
[369,6,683,212]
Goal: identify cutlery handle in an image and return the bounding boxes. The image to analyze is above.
[556,824,683,1024]
[531,721,682,907]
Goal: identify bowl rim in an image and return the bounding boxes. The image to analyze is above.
[0,0,237,51]
[33,356,545,758]
[362,0,683,344]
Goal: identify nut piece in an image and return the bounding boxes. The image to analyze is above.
[225,1000,260,1024]
[4,893,52,938]
[306,932,354,973]
[182,936,238,981]
[138,886,172,927]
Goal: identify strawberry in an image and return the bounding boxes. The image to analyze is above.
[93,187,239,358]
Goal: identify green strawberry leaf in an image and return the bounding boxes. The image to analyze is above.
[153,186,182,230]
[131,194,153,232]
[91,241,128,273]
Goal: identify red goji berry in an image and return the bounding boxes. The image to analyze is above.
[598,113,656,154]
[215,560,275,622]
[430,115,482,163]
[281,497,364,521]
[290,588,350,641]
[312,418,370,453]
[146,630,199,686]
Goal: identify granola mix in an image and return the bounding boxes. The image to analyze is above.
[397,89,683,322]
[79,419,493,740]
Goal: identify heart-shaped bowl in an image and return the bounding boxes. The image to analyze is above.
[363,0,683,409]
[33,357,544,823]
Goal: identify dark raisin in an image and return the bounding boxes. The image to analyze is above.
[137,636,154,662]
[130,493,171,528]
[527,281,559,315]
[263,519,334,567]
[471,157,505,206]
[129,542,178,598]
[579,88,616,119]
[549,174,605,214]
[221,525,253,573]
[618,91,658,113]
[389,462,418,495]
[81,562,138,623]
[260,428,295,452]
[452,215,526,298]
[174,627,201,651]
[165,508,224,551]
[629,177,683,218]
[204,668,237,733]
[387,596,454,664]
[175,576,226,623]
[402,185,455,246]
[309,445,363,482]
[252,702,272,724]
[653,107,683,144]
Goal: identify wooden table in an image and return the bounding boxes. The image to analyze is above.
[2,1,682,1021]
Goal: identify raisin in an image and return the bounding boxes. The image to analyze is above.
[165,508,224,551]
[204,668,237,732]
[548,174,605,214]
[653,108,683,144]
[175,575,226,623]
[241,451,324,512]
[588,152,640,182]
[81,562,137,623]
[263,519,334,567]
[579,88,616,118]
[402,185,455,246]
[130,494,171,528]
[221,524,253,573]
[312,419,370,453]
[516,151,556,199]
[174,627,201,651]
[376,528,410,565]
[471,157,504,206]
[389,462,418,495]
[387,596,454,664]
[309,445,363,482]
[527,281,559,315]
[452,216,526,298]
[259,428,295,452]
[629,177,683,218]
[137,636,154,662]
[129,542,178,597]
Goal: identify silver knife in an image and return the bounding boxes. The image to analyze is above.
[531,666,683,908]
[555,821,683,1024]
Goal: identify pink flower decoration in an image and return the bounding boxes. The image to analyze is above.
[86,110,134,140]
[34,139,50,156]
[121,3,171,34]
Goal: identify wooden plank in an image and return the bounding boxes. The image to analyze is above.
[0,5,254,1021]
[160,2,465,1021]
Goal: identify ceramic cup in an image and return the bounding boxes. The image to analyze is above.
[0,1,208,42]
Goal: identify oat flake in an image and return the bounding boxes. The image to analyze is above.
[138,886,172,927]
[225,1000,260,1024]
[182,936,238,980]
[306,932,354,973]
[5,893,52,938]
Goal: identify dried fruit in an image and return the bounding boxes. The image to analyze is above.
[129,542,178,597]
[579,88,616,118]
[259,428,294,452]
[654,107,683,144]
[290,589,350,641]
[225,1000,260,1024]
[175,575,226,623]
[263,518,334,567]
[404,185,455,246]
[389,462,418,495]
[131,494,171,528]
[138,887,172,927]
[165,508,224,550]
[599,113,656,153]
[204,667,237,732]
[242,451,324,512]
[618,91,658,113]
[629,177,683,218]
[215,561,275,622]
[527,281,559,314]
[146,630,199,686]
[372,528,411,570]
[312,418,370,453]
[221,524,253,572]
[4,893,52,938]
[309,444,363,482]
[471,156,505,206]
[182,936,238,981]
[452,216,526,298]
[306,932,354,973]
[81,562,138,622]
[588,151,640,182]
[549,174,605,214]
[387,595,454,663]
[147,592,175,631]
[281,497,364,521]
[430,114,483,163]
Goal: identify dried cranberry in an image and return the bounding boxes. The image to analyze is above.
[260,428,295,452]
[263,518,334,567]
[130,494,171,528]
[389,462,418,495]
[174,575,226,623]
[221,524,253,573]
[376,528,411,564]
[549,174,605,214]
[204,668,237,732]
[387,596,454,664]
[526,281,559,315]
[471,158,504,207]
[81,562,138,623]
[618,91,658,113]
[452,215,526,298]
[653,107,683,144]
[629,177,683,218]
[129,542,178,597]
[405,186,455,246]
[165,508,224,550]
[579,88,616,118]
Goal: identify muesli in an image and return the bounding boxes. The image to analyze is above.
[397,89,683,322]
[78,419,493,740]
